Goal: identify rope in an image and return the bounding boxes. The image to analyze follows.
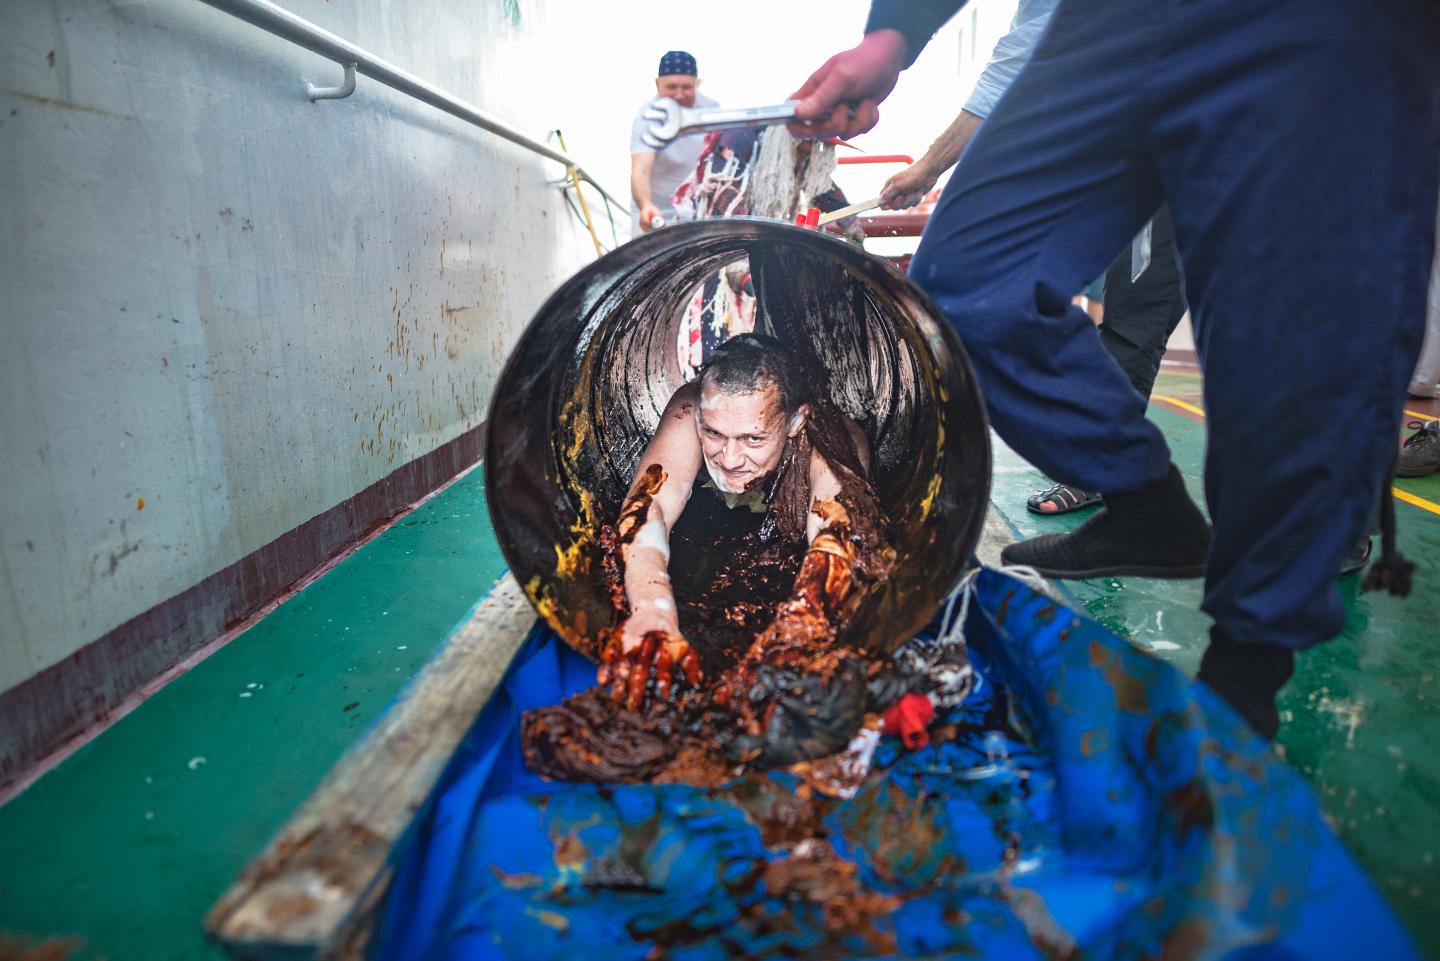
[746,127,837,221]
[554,130,603,257]
[934,563,1047,649]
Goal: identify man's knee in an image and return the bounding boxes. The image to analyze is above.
[911,255,1056,351]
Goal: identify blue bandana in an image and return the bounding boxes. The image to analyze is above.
[657,50,697,78]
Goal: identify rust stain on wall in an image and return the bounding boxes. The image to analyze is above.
[5,90,135,121]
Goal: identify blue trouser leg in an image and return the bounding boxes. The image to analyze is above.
[1147,0,1439,648]
[910,2,1173,496]
[912,0,1440,650]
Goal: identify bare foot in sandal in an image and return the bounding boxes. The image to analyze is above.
[1026,483,1101,515]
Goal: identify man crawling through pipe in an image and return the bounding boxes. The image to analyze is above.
[523,333,905,785]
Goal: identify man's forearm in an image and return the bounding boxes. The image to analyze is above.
[622,521,679,626]
[624,553,676,616]
[630,163,654,209]
[917,109,983,179]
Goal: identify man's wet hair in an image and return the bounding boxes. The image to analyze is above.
[697,334,809,415]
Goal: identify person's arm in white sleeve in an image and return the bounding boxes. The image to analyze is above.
[630,152,662,230]
[629,108,664,230]
[962,1,1054,118]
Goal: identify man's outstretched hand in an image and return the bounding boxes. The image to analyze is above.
[880,160,939,210]
[789,30,908,139]
[599,629,702,712]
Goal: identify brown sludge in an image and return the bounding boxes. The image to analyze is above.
[521,401,897,786]
[762,838,902,937]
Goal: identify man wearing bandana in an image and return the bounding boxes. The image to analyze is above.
[629,51,720,234]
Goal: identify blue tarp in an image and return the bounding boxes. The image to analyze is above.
[373,569,1417,960]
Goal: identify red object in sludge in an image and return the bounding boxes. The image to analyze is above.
[882,692,934,750]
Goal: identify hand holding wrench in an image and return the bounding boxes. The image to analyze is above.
[640,99,800,149]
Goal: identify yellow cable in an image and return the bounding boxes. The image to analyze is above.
[554,130,603,258]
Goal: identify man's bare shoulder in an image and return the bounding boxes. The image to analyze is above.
[663,381,701,421]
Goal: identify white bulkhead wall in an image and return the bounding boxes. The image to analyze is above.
[0,0,636,693]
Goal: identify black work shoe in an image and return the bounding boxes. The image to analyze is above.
[1396,420,1440,478]
[1196,629,1295,740]
[1000,464,1211,579]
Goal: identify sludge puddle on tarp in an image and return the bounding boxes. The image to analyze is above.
[372,571,1418,961]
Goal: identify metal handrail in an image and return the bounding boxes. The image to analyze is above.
[195,0,629,215]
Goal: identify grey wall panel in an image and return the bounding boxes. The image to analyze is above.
[0,0,612,692]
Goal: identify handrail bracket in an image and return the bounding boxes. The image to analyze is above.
[307,61,356,101]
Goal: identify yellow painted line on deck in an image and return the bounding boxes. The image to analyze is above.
[1156,391,1432,425]
[1151,394,1207,419]
[1393,487,1440,518]
[1150,395,1440,518]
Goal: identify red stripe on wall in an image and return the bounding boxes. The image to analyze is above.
[0,422,486,796]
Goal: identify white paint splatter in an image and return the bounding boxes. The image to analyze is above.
[703,458,743,494]
[187,756,207,770]
[1308,687,1366,749]
[632,517,670,559]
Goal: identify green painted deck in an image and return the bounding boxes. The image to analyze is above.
[0,466,509,961]
[2,376,1438,960]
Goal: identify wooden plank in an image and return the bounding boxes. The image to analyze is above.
[976,504,1018,571]
[976,504,1063,603]
[816,196,881,225]
[204,573,539,960]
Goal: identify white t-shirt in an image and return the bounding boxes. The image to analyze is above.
[629,92,720,229]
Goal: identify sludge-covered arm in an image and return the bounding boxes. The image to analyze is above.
[597,384,704,710]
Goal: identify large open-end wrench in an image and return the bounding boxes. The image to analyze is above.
[639,99,800,150]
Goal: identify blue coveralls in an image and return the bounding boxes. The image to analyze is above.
[901,0,1440,650]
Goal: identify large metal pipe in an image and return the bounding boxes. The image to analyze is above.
[486,219,992,662]
[194,0,628,213]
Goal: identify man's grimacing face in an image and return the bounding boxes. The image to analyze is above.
[655,74,698,108]
[695,382,805,493]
